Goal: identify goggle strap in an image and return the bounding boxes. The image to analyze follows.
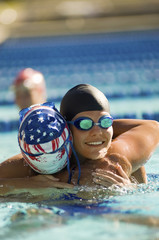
[64,144,71,184]
[69,140,81,184]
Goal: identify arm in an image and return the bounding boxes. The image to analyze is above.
[110,119,159,174]
[0,154,73,193]
[113,118,158,139]
[0,154,36,178]
[93,119,159,187]
[0,175,73,196]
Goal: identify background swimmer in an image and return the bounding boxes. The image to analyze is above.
[12,68,47,110]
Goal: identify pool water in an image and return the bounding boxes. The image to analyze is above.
[0,29,159,239]
[0,104,159,239]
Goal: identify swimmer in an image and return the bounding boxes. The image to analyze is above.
[12,68,47,109]
[0,84,159,190]
[0,102,74,190]
[55,84,159,186]
[18,102,73,175]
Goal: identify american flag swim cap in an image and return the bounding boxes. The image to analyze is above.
[18,102,72,174]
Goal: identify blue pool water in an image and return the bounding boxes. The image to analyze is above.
[0,29,159,239]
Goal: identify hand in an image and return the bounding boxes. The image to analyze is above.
[28,174,74,189]
[92,163,131,188]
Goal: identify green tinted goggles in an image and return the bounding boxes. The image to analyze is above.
[68,115,113,131]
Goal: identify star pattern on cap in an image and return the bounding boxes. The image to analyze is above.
[20,109,65,145]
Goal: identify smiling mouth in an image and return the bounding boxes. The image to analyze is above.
[86,141,104,146]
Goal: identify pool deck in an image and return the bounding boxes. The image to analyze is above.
[0,0,159,41]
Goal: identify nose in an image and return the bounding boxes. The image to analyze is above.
[90,124,102,134]
[93,122,100,127]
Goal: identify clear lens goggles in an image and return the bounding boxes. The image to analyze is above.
[68,115,113,131]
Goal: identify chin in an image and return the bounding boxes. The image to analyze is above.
[86,151,107,160]
[79,146,108,160]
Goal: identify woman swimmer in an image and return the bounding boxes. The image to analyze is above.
[55,84,159,186]
[0,84,159,190]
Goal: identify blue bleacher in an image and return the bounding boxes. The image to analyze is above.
[0,29,159,131]
[0,29,159,92]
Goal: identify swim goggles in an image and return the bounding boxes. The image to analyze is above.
[67,115,113,131]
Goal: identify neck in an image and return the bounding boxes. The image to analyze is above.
[71,152,105,167]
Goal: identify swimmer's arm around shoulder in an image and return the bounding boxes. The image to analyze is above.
[0,175,73,194]
[110,119,159,173]
[113,119,159,140]
[0,154,73,191]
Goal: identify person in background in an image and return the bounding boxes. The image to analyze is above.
[12,68,47,110]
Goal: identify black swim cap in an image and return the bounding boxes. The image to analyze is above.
[60,84,110,121]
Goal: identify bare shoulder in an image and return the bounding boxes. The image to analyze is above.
[0,153,36,178]
[3,153,23,162]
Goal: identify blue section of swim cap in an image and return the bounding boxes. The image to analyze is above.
[19,108,66,144]
[19,102,56,123]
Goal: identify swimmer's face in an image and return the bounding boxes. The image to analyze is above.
[69,111,113,160]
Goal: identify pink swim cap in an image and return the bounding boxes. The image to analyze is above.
[18,102,72,174]
[13,68,45,89]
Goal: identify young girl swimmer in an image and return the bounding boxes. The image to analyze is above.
[0,84,159,190]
